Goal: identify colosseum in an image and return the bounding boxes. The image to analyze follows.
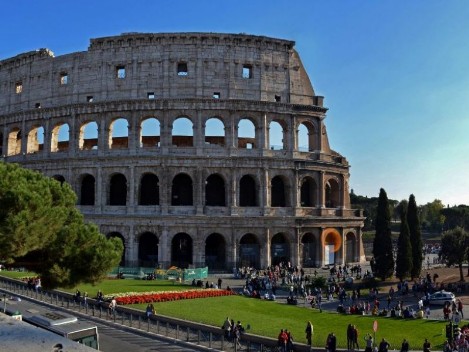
[0,32,365,271]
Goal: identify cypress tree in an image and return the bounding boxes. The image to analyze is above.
[407,194,423,279]
[372,188,395,280]
[395,205,413,281]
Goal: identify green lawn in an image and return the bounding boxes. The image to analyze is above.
[0,272,460,349]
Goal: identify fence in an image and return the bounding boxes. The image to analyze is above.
[0,277,311,352]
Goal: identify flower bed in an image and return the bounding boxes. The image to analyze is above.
[106,289,236,305]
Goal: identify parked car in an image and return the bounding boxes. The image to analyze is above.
[422,290,456,305]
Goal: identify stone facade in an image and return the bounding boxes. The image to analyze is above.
[0,32,365,270]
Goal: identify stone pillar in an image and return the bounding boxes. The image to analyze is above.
[261,167,268,211]
[262,228,271,268]
[159,227,170,268]
[258,113,267,150]
[196,167,204,215]
[128,165,135,211]
[292,230,300,267]
[318,171,325,208]
[96,166,104,208]
[128,112,138,154]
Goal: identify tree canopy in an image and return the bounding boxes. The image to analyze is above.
[372,188,394,280]
[0,162,123,289]
[407,194,423,279]
[440,227,469,282]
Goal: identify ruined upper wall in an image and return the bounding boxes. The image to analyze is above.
[0,32,319,114]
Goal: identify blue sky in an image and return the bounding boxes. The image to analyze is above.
[2,0,468,206]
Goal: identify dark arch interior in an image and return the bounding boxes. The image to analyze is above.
[172,174,193,206]
[110,173,127,205]
[271,233,289,266]
[271,176,286,207]
[239,233,260,268]
[301,233,316,267]
[171,233,193,268]
[205,174,225,206]
[239,175,256,206]
[205,233,226,270]
[138,232,159,266]
[139,173,159,205]
[80,174,95,205]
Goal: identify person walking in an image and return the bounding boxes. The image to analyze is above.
[305,321,313,348]
[423,338,431,352]
[400,339,409,352]
[378,338,390,352]
[364,334,373,352]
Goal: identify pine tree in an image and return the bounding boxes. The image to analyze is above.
[407,194,423,279]
[372,188,395,280]
[395,205,413,281]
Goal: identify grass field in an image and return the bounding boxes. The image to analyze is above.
[0,271,463,349]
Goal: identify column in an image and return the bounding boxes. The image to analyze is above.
[261,228,271,268]
[318,171,325,208]
[159,227,169,268]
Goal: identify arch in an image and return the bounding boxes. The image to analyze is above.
[205,233,226,270]
[171,233,193,268]
[26,125,44,154]
[237,118,255,149]
[51,123,70,152]
[109,173,127,205]
[239,175,257,207]
[0,132,3,156]
[7,128,22,156]
[271,233,290,266]
[239,233,260,268]
[205,117,225,146]
[325,178,340,208]
[345,232,357,263]
[205,174,225,206]
[300,177,317,207]
[109,118,129,149]
[79,121,98,150]
[269,120,284,150]
[107,232,126,266]
[80,174,95,205]
[297,121,316,152]
[322,228,342,265]
[171,173,193,206]
[172,117,193,147]
[140,117,160,148]
[271,175,286,207]
[301,232,317,268]
[52,175,66,185]
[139,173,159,205]
[138,232,159,267]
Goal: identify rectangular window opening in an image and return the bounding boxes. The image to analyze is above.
[177,62,188,76]
[147,92,155,99]
[275,95,281,102]
[87,96,94,103]
[242,65,252,79]
[60,72,68,85]
[213,92,220,99]
[116,66,126,79]
[15,82,23,94]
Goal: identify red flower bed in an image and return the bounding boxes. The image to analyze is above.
[115,289,236,305]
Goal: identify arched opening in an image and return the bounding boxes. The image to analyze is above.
[205,174,225,206]
[139,173,159,205]
[239,234,260,268]
[107,232,126,266]
[171,233,193,268]
[0,132,3,155]
[300,177,317,207]
[271,176,286,207]
[80,174,95,205]
[79,121,98,150]
[205,117,225,147]
[239,175,257,206]
[27,126,44,154]
[109,173,127,205]
[51,123,70,152]
[109,118,129,149]
[269,120,284,150]
[271,233,290,266]
[237,118,255,149]
[323,229,342,265]
[138,232,159,267]
[52,175,65,185]
[301,233,317,267]
[345,232,356,263]
[205,233,226,270]
[325,178,340,208]
[140,117,160,148]
[7,128,21,156]
[172,117,193,147]
[171,173,193,206]
[297,122,316,152]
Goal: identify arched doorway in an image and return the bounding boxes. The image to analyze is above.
[205,233,226,270]
[271,233,290,266]
[239,175,257,206]
[107,232,126,266]
[139,173,159,205]
[323,228,342,265]
[271,176,286,207]
[300,177,317,207]
[138,232,159,267]
[171,233,193,268]
[171,173,193,205]
[239,234,260,268]
[345,232,356,263]
[205,174,225,206]
[109,173,127,205]
[325,178,340,208]
[301,233,317,267]
[80,174,95,205]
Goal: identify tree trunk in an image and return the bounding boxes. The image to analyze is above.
[459,263,465,282]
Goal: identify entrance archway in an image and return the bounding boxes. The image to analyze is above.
[322,228,342,265]
[345,232,356,263]
[301,232,317,267]
[271,233,290,266]
[171,233,193,268]
[239,234,260,268]
[138,232,159,267]
[205,233,226,270]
